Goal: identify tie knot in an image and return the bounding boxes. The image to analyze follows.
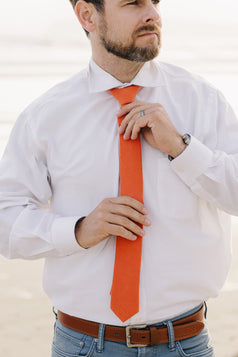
[109,85,140,106]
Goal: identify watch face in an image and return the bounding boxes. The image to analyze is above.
[183,134,191,145]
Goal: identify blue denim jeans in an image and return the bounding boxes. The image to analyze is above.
[52,304,215,357]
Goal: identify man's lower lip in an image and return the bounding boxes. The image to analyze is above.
[138,33,157,37]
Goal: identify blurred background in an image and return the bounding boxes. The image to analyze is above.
[0,0,238,356]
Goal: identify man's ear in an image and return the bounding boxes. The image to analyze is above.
[74,0,97,34]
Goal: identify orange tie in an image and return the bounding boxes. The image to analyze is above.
[109,85,143,322]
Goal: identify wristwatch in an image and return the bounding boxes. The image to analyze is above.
[168,133,191,161]
[182,133,191,145]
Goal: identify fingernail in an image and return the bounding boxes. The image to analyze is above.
[143,207,149,214]
[141,229,145,236]
[132,235,137,240]
[145,218,151,225]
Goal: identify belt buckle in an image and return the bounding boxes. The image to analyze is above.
[125,324,148,348]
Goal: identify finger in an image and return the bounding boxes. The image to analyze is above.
[106,213,145,237]
[106,223,139,241]
[123,119,137,140]
[117,101,143,117]
[119,105,155,136]
[109,204,151,226]
[109,196,148,214]
[131,117,150,140]
[118,101,157,118]
[119,107,141,134]
[122,116,149,140]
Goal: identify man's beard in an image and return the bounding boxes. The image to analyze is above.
[99,21,161,62]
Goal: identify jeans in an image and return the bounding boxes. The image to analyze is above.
[51,304,215,357]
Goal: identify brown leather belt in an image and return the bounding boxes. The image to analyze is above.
[57,305,205,348]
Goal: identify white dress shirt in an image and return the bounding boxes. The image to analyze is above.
[0,59,238,326]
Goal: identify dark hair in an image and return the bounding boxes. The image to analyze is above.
[69,0,104,12]
[69,0,104,36]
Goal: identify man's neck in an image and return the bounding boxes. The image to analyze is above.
[92,52,145,83]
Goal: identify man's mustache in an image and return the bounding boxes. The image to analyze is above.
[134,24,161,37]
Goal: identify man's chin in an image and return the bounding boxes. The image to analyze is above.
[132,46,160,62]
[102,38,160,62]
[133,40,160,60]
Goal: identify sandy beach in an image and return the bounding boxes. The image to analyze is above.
[1,1,238,356]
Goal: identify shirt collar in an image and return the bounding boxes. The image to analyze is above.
[88,58,166,93]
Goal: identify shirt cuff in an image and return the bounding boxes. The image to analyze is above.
[51,216,86,256]
[170,135,213,187]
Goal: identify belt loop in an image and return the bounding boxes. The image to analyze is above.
[164,321,175,351]
[96,323,105,353]
[52,307,58,319]
[204,301,208,319]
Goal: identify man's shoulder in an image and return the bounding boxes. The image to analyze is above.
[19,67,89,126]
[25,67,88,111]
[36,67,88,105]
[156,61,230,112]
[157,61,216,92]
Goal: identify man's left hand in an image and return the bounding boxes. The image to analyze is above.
[118,101,186,159]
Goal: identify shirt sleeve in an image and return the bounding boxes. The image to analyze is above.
[0,109,85,259]
[171,89,238,216]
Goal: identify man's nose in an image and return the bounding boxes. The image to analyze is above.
[142,2,161,25]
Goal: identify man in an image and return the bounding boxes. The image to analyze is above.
[0,0,237,355]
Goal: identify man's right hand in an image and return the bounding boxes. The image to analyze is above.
[75,196,151,249]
